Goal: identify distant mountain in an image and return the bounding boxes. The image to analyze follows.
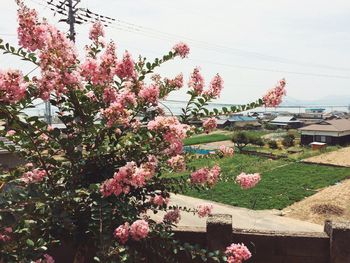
[281,95,350,106]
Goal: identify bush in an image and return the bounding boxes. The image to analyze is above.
[282,134,295,148]
[264,123,278,130]
[0,2,286,262]
[268,140,278,149]
[250,136,265,147]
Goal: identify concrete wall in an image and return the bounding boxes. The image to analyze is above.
[174,214,350,263]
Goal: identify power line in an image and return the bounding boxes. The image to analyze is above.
[35,0,350,81]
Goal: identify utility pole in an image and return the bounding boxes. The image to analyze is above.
[67,0,80,42]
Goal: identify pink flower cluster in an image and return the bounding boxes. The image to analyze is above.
[0,70,27,103]
[203,118,217,134]
[115,51,136,79]
[114,222,129,244]
[204,73,224,98]
[115,220,150,244]
[235,172,261,189]
[167,155,186,172]
[173,42,190,58]
[0,227,12,242]
[100,89,137,126]
[148,116,189,156]
[34,254,55,263]
[225,243,251,263]
[89,21,105,47]
[263,78,287,107]
[188,67,205,94]
[218,145,234,157]
[36,23,80,100]
[139,84,159,104]
[166,73,184,89]
[163,208,181,224]
[100,159,157,197]
[17,4,47,51]
[130,219,150,241]
[190,165,221,186]
[81,42,118,86]
[21,169,47,184]
[151,194,169,207]
[197,204,213,218]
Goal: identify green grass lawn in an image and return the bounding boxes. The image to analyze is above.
[176,154,350,210]
[184,133,231,145]
[183,129,273,146]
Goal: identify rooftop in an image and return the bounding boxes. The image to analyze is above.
[299,119,350,132]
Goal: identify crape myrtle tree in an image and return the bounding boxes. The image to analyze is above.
[0,1,286,262]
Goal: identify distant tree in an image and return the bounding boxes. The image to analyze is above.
[232,132,265,151]
[232,131,250,151]
[282,133,295,148]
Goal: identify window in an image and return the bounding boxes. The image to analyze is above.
[320,136,326,142]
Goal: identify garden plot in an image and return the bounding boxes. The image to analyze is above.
[303,146,350,167]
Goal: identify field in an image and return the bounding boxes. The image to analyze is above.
[173,154,350,210]
[184,132,231,145]
[183,130,271,146]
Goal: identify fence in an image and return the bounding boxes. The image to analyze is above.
[174,214,350,263]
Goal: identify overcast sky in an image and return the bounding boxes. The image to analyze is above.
[0,0,350,104]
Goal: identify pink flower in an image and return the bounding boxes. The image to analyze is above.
[204,73,224,98]
[263,78,287,107]
[6,130,16,136]
[167,155,186,172]
[235,173,261,189]
[173,42,190,58]
[100,161,156,197]
[139,84,159,104]
[114,222,129,244]
[0,70,27,104]
[21,169,47,184]
[163,208,181,224]
[148,116,189,156]
[197,204,213,218]
[130,220,149,241]
[203,118,217,134]
[191,165,221,186]
[218,145,234,157]
[116,51,136,79]
[17,4,47,51]
[34,254,55,263]
[225,243,251,263]
[100,101,130,127]
[166,73,184,89]
[89,21,105,47]
[188,67,205,94]
[151,194,169,207]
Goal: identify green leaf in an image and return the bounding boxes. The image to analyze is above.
[26,239,35,246]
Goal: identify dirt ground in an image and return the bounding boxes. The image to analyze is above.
[303,146,350,167]
[283,179,350,225]
[193,140,234,150]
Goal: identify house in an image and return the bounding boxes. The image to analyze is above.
[226,115,261,129]
[269,116,303,129]
[299,119,350,145]
[216,119,230,129]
